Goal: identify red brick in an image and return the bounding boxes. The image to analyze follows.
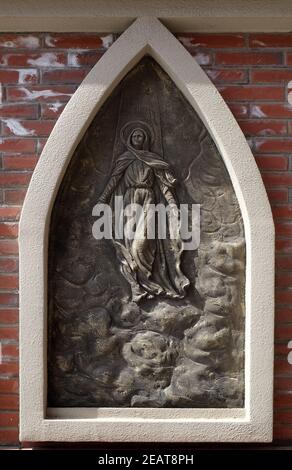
[276,307,292,323]
[0,69,37,84]
[240,120,287,137]
[0,326,18,340]
[41,103,66,119]
[219,86,284,102]
[3,120,55,137]
[68,51,103,67]
[0,52,67,67]
[276,256,292,270]
[206,69,247,84]
[252,69,292,83]
[37,138,48,154]
[0,34,40,49]
[2,344,19,358]
[215,51,283,66]
[0,395,19,410]
[267,189,288,203]
[288,121,292,136]
[0,363,18,375]
[275,325,292,340]
[263,174,292,187]
[0,309,18,324]
[255,139,292,153]
[275,412,292,427]
[0,104,38,119]
[276,240,292,253]
[274,414,292,440]
[0,379,18,394]
[286,53,292,66]
[0,241,18,256]
[255,155,288,171]
[276,224,292,238]
[275,343,291,356]
[0,412,18,427]
[4,189,27,205]
[0,207,21,221]
[45,33,113,49]
[6,85,75,103]
[0,274,18,290]
[0,429,18,445]
[273,206,292,219]
[275,377,292,391]
[228,103,249,119]
[0,293,18,307]
[276,290,292,303]
[0,172,32,186]
[0,223,18,239]
[3,155,38,170]
[42,69,88,84]
[251,103,292,118]
[0,258,18,273]
[274,358,292,375]
[0,139,36,153]
[178,33,245,48]
[250,34,292,48]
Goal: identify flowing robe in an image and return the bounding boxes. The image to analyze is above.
[98,141,190,301]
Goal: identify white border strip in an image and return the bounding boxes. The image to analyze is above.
[19,17,274,442]
[1,0,292,32]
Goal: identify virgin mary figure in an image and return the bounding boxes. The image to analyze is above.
[97,121,190,302]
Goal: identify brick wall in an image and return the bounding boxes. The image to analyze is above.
[0,31,292,446]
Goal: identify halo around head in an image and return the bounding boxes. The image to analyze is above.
[120,120,154,146]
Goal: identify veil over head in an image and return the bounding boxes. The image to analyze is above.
[110,120,175,188]
[120,120,154,148]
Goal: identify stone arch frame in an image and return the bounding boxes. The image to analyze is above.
[19,17,274,442]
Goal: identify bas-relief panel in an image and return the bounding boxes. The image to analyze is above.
[48,57,245,408]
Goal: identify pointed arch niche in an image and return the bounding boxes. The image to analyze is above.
[19,17,274,442]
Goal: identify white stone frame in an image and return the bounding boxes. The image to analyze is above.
[19,17,275,443]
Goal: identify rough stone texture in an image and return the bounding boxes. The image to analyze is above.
[47,57,245,408]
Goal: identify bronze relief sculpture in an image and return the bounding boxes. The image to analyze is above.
[48,57,245,408]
